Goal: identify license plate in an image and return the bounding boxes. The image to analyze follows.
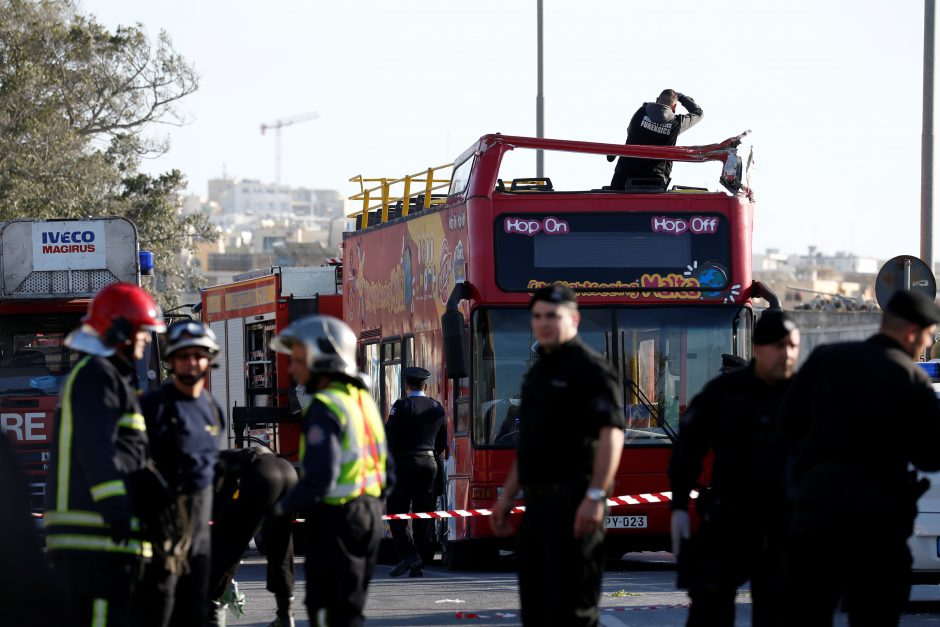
[605,515,648,529]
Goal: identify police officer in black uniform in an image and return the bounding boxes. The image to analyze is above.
[781,289,940,626]
[134,320,225,627]
[492,284,625,627]
[720,353,748,374]
[386,366,446,578]
[608,89,703,189]
[669,311,800,627]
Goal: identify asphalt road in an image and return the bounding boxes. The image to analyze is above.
[222,551,940,626]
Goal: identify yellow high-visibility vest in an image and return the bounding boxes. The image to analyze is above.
[301,382,388,505]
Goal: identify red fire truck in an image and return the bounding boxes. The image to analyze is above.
[344,132,776,567]
[0,217,146,511]
[200,265,342,457]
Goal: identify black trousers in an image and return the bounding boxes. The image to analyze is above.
[387,452,437,562]
[304,496,384,627]
[209,454,297,601]
[134,486,214,627]
[784,529,911,627]
[684,521,786,627]
[610,157,667,189]
[517,489,605,627]
[51,553,141,627]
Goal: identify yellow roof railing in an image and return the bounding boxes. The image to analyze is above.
[348,163,453,229]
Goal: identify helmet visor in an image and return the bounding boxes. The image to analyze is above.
[168,320,209,343]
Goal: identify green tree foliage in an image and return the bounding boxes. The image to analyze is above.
[0,0,213,306]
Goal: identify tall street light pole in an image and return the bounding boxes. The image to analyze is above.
[923,0,935,270]
[536,0,544,177]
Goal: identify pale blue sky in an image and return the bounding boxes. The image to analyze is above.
[82,0,928,261]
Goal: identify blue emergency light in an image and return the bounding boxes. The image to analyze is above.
[916,361,940,380]
[139,251,155,276]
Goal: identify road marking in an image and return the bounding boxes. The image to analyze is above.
[600,614,629,626]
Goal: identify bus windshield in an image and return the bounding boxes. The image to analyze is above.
[0,314,83,396]
[471,306,748,448]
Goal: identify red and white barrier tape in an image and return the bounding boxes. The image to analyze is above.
[381,490,688,521]
[31,490,695,523]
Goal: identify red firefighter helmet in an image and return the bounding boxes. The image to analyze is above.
[66,283,166,356]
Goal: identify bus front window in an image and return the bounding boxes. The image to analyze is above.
[471,308,613,449]
[618,307,747,443]
[471,306,749,449]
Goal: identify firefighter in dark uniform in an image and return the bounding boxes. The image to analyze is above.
[208,446,298,627]
[45,283,167,627]
[492,284,625,627]
[608,89,703,189]
[134,320,225,627]
[669,311,801,627]
[270,315,391,627]
[386,366,446,578]
[781,289,940,626]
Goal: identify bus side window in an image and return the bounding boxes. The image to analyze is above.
[455,386,470,435]
[381,340,402,420]
[402,335,414,370]
[362,342,380,409]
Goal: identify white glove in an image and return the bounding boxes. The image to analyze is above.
[670,509,691,557]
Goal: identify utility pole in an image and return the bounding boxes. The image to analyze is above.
[260,112,320,185]
[536,0,545,178]
[923,0,935,269]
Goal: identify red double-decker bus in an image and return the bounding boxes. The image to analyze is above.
[343,132,770,567]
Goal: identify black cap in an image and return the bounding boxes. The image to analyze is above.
[721,353,748,371]
[753,310,798,346]
[403,366,431,383]
[885,289,940,327]
[529,283,578,309]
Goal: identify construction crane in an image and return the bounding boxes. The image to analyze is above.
[260,111,320,184]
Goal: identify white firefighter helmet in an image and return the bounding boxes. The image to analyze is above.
[269,315,362,383]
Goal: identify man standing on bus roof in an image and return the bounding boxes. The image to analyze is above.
[492,284,624,627]
[608,89,703,190]
[669,310,800,627]
[781,289,940,625]
[386,366,447,578]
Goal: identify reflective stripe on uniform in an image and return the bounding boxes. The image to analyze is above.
[56,356,93,512]
[46,534,153,558]
[117,412,146,431]
[324,473,384,499]
[90,479,127,502]
[92,598,108,627]
[44,510,141,532]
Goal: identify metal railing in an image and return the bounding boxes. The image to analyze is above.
[348,163,453,228]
